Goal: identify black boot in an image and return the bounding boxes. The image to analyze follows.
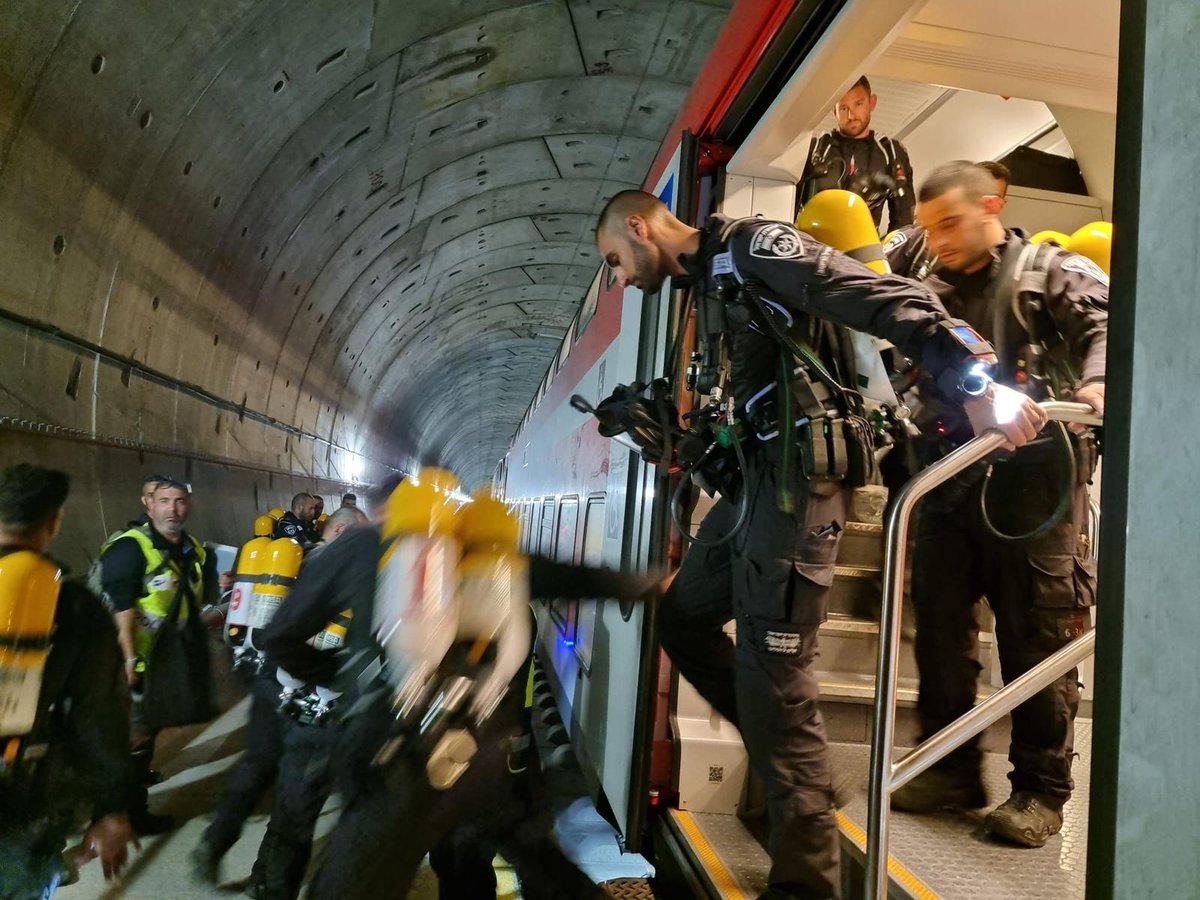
[129,745,175,836]
[891,766,987,813]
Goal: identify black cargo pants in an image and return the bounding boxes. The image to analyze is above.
[307,705,605,899]
[250,715,340,900]
[910,453,1096,802]
[661,455,849,900]
[203,671,285,856]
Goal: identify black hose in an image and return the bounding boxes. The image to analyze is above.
[978,420,1076,542]
[669,432,751,548]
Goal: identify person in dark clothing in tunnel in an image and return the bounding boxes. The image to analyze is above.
[261,519,656,899]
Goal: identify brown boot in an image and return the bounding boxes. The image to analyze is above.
[985,791,1064,848]
[891,767,987,813]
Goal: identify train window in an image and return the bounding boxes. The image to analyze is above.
[550,497,580,636]
[573,495,606,671]
[575,268,604,342]
[538,499,555,557]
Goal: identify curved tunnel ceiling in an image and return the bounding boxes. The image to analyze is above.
[0,0,731,489]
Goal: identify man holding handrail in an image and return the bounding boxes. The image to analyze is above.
[890,161,1107,848]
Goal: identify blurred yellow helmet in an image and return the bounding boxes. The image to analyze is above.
[1067,221,1113,276]
[1029,230,1070,247]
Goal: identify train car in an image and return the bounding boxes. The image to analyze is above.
[502,1,1118,896]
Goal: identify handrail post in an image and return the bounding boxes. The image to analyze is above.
[863,402,1102,899]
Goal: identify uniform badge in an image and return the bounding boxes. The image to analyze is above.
[883,230,908,254]
[711,251,734,276]
[749,223,804,260]
[1059,254,1109,286]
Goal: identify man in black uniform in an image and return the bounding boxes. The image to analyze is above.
[0,464,137,898]
[885,162,1106,848]
[261,521,655,899]
[595,189,1045,898]
[273,493,316,546]
[799,75,915,230]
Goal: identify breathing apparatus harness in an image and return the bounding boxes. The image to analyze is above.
[575,219,943,547]
[918,238,1095,541]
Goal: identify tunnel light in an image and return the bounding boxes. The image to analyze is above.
[345,453,363,484]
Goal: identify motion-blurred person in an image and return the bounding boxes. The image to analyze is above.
[978,159,1010,211]
[100,477,219,835]
[800,75,915,229]
[0,464,138,898]
[235,505,367,899]
[262,492,654,899]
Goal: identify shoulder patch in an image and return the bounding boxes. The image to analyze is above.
[883,230,908,254]
[1059,253,1109,286]
[749,223,804,260]
[711,251,734,276]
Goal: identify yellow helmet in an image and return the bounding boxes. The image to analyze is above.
[1067,221,1112,276]
[796,190,888,274]
[383,477,457,538]
[457,490,520,550]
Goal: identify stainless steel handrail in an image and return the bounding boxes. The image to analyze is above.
[864,401,1103,899]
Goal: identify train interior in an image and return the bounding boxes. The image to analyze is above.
[654,1,1118,897]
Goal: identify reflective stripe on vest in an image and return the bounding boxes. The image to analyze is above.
[116,526,206,657]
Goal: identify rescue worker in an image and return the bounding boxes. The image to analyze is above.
[978,160,1010,211]
[261,503,655,899]
[595,189,1046,899]
[886,161,1106,848]
[339,493,357,510]
[190,518,334,883]
[100,477,219,835]
[305,497,326,544]
[800,75,915,230]
[242,506,367,900]
[0,464,137,898]
[273,493,316,546]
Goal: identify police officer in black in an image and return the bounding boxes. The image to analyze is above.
[260,509,655,899]
[595,189,1046,899]
[884,162,1106,848]
[800,75,915,230]
[273,493,316,547]
[0,464,137,898]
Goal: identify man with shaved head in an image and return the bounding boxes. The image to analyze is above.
[595,188,1047,898]
[887,161,1107,849]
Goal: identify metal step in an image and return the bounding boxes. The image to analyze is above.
[817,669,1011,753]
[818,615,920,681]
[658,726,1092,900]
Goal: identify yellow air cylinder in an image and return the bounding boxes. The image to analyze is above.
[254,515,274,538]
[1067,221,1113,276]
[246,538,304,639]
[797,189,889,274]
[0,551,62,756]
[1030,230,1070,247]
[455,491,529,724]
[313,513,329,536]
[225,533,272,647]
[267,507,285,522]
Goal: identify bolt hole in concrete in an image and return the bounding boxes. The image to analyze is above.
[139,110,152,129]
[91,54,105,74]
[53,234,65,255]
[213,195,222,208]
[151,296,160,310]
[213,334,219,346]
[274,79,286,93]
[183,160,193,175]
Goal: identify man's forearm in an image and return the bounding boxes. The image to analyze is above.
[114,610,137,660]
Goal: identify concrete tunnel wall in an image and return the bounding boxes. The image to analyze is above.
[0,0,732,571]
